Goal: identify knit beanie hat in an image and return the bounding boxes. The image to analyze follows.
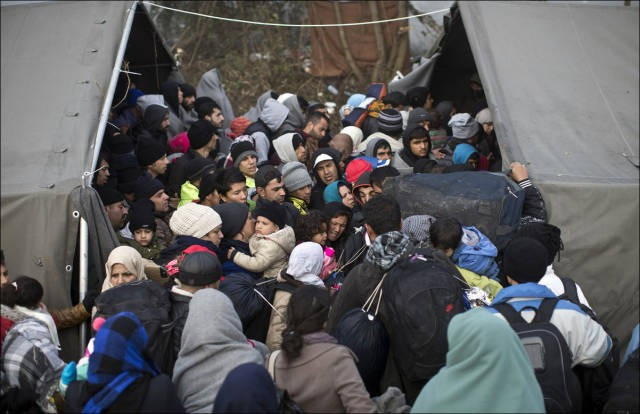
[136,138,166,167]
[407,108,433,125]
[254,165,282,189]
[179,83,196,98]
[406,86,429,108]
[97,187,124,206]
[231,141,258,168]
[134,174,164,200]
[116,166,141,194]
[186,157,216,182]
[188,120,217,150]
[377,109,403,135]
[402,215,436,244]
[253,199,285,229]
[448,113,480,139]
[170,203,222,238]
[452,143,479,165]
[178,251,222,286]
[475,108,492,125]
[107,133,135,155]
[229,116,252,138]
[502,237,549,284]
[282,161,313,192]
[128,199,157,232]
[345,158,373,185]
[213,202,249,239]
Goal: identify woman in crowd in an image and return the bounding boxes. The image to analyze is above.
[101,246,148,293]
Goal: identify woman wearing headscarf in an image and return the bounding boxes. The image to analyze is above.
[172,289,264,413]
[269,285,377,413]
[411,307,545,413]
[101,246,147,293]
[64,312,184,413]
[323,180,355,210]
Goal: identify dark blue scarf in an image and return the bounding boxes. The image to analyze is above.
[83,312,158,414]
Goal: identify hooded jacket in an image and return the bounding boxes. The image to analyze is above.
[273,132,301,165]
[196,68,236,129]
[140,104,170,149]
[172,289,263,413]
[160,81,186,138]
[232,225,296,279]
[310,148,342,210]
[265,242,325,350]
[246,98,289,163]
[277,93,306,133]
[359,133,403,156]
[244,90,275,123]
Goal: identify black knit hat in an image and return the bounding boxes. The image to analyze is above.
[128,199,157,232]
[107,133,135,155]
[253,199,285,229]
[188,120,217,150]
[502,236,549,284]
[177,251,223,286]
[116,167,141,194]
[180,83,196,98]
[406,86,429,108]
[186,157,216,182]
[382,91,407,107]
[97,187,125,206]
[213,202,249,239]
[231,141,258,168]
[136,138,166,167]
[134,174,165,201]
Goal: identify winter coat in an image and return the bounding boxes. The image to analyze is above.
[65,374,184,413]
[244,90,275,123]
[178,180,199,207]
[286,195,309,216]
[232,226,296,279]
[359,133,403,156]
[168,148,204,191]
[121,236,166,261]
[271,332,377,413]
[219,238,256,278]
[456,265,503,301]
[196,68,236,129]
[266,288,294,351]
[172,289,263,413]
[273,132,301,165]
[277,93,306,132]
[158,235,220,265]
[1,316,65,413]
[169,287,191,361]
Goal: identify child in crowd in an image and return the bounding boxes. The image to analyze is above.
[294,210,328,246]
[429,217,503,301]
[228,200,295,278]
[125,199,165,260]
[178,157,215,207]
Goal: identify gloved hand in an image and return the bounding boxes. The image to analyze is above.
[81,290,99,313]
[58,361,77,396]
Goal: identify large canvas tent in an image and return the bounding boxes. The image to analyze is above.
[1,0,176,358]
[398,1,638,345]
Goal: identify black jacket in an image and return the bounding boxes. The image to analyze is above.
[169,290,191,362]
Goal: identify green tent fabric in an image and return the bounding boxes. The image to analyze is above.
[457,1,639,346]
[1,1,175,359]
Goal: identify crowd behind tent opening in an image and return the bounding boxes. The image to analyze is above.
[1,61,638,413]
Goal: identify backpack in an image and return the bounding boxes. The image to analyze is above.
[385,171,525,249]
[452,226,500,280]
[218,272,276,343]
[382,248,467,403]
[94,279,175,375]
[331,273,390,397]
[559,277,620,414]
[493,297,582,413]
[603,348,639,413]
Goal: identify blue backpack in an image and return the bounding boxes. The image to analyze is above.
[452,226,500,280]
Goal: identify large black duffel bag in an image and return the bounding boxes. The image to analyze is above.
[384,171,524,248]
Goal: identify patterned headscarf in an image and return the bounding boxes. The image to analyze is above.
[365,230,411,270]
[83,312,159,413]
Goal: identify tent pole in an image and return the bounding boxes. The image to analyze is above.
[79,218,89,353]
[88,0,138,172]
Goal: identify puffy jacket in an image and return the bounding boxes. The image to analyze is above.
[247,98,289,163]
[232,226,296,278]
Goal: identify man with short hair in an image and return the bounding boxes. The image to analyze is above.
[300,112,330,170]
[369,166,400,196]
[392,124,434,174]
[254,165,299,227]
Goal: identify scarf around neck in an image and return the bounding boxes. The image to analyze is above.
[14,305,61,349]
[365,230,411,270]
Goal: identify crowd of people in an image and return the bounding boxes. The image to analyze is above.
[1,71,638,413]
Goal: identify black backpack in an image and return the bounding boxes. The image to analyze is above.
[94,279,175,375]
[331,273,390,397]
[494,297,583,413]
[382,248,467,404]
[559,277,620,414]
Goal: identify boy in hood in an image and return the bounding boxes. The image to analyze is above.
[309,148,342,210]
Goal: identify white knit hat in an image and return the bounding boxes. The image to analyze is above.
[170,203,222,238]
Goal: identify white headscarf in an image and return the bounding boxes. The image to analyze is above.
[286,242,325,288]
[101,246,147,292]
